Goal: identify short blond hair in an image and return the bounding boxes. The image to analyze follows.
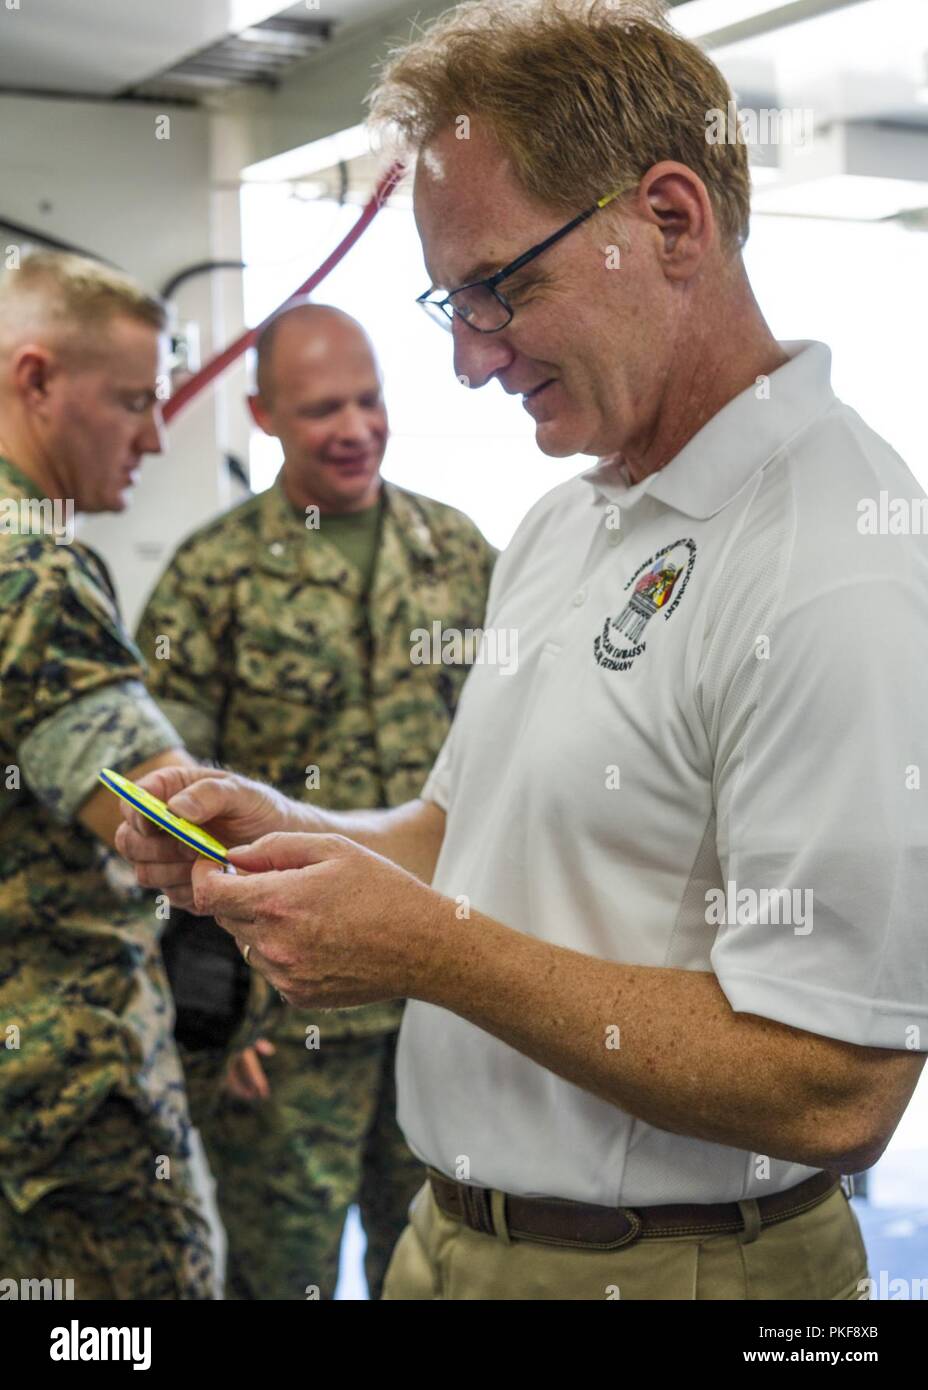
[369,0,751,251]
[0,251,165,358]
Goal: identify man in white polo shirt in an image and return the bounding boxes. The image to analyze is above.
[115,0,928,1300]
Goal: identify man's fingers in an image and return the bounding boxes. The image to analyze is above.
[117,767,233,839]
[191,856,262,926]
[134,860,199,891]
[115,820,197,866]
[133,764,229,807]
[224,1057,255,1101]
[167,775,247,826]
[227,831,345,874]
[224,1048,269,1102]
[241,1049,269,1100]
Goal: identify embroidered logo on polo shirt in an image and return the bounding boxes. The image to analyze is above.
[594,537,697,672]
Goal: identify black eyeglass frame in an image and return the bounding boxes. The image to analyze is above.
[416,189,624,334]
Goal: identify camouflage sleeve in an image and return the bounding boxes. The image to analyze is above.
[0,541,182,822]
[135,542,230,762]
[0,995,138,1193]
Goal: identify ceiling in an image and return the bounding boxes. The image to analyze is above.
[702,0,928,130]
[0,0,391,98]
[0,0,924,127]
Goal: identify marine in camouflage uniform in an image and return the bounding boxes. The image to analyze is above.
[0,454,214,1299]
[136,474,494,1299]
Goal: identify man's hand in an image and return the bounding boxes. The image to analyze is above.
[114,766,300,912]
[190,832,447,1009]
[222,1039,276,1102]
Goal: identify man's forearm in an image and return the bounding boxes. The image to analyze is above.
[284,795,446,884]
[414,900,875,1171]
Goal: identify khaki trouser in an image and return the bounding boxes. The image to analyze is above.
[382,1180,870,1300]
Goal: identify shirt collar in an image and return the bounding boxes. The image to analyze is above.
[257,474,360,587]
[256,475,440,585]
[0,454,49,502]
[580,340,835,519]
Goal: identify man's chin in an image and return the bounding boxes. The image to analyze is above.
[101,489,131,514]
[532,419,585,459]
[328,472,381,507]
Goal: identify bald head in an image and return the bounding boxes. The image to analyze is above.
[248,302,388,515]
[255,303,378,404]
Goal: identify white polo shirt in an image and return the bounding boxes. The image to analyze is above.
[396,340,928,1206]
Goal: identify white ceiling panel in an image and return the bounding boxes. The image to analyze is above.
[0,0,393,97]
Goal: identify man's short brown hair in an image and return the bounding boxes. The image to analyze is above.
[368,0,752,251]
[0,251,166,359]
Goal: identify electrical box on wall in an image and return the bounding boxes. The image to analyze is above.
[167,318,202,394]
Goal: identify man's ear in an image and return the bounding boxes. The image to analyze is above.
[247,392,273,435]
[12,344,54,408]
[637,161,715,279]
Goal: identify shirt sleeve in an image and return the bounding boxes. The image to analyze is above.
[420,724,455,811]
[0,541,183,821]
[134,541,230,762]
[420,521,507,814]
[704,528,928,1052]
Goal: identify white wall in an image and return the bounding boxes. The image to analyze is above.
[0,94,249,627]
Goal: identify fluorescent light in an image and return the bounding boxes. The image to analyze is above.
[670,0,800,38]
[750,164,781,187]
[229,0,288,31]
[242,124,372,183]
[753,174,928,219]
[750,120,928,219]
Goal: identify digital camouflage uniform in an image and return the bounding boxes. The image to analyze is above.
[136,476,495,1299]
[0,455,214,1299]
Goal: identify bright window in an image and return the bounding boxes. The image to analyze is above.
[241,184,928,550]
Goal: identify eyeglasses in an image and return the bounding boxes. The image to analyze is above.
[416,189,625,335]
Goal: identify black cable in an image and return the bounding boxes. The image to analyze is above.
[0,214,116,265]
[224,453,252,494]
[0,215,248,317]
[160,260,245,300]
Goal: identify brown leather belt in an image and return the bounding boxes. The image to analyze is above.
[427,1167,842,1250]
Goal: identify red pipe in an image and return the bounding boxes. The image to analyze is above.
[162,159,406,425]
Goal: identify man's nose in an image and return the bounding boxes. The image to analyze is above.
[335,403,376,443]
[139,406,165,456]
[452,315,515,389]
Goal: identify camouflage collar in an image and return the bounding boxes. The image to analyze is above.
[0,454,48,502]
[381,483,442,568]
[257,476,347,584]
[256,476,440,590]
